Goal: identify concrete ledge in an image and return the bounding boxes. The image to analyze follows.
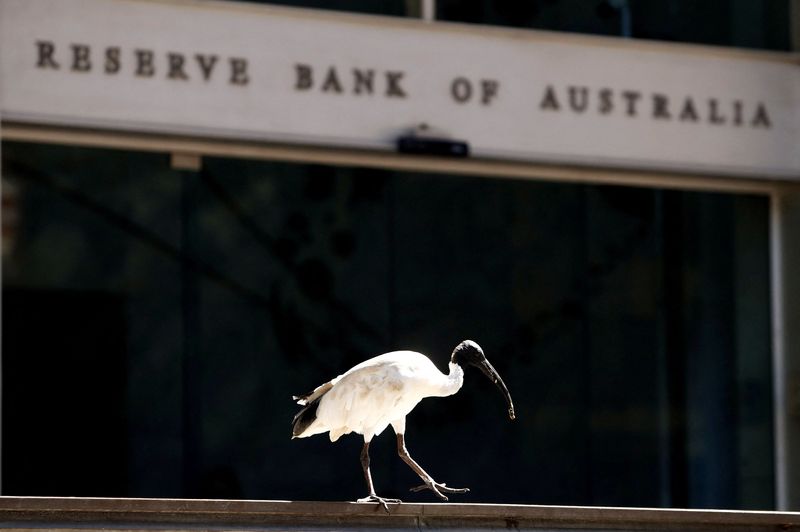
[0,497,799,531]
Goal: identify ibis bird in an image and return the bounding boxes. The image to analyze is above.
[291,340,515,511]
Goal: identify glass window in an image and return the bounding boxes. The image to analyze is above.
[1,141,773,508]
[234,0,406,17]
[435,0,791,51]
[213,1,793,50]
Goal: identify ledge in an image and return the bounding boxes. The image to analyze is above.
[0,497,799,531]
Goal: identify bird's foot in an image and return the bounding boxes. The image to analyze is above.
[410,481,469,501]
[356,494,402,513]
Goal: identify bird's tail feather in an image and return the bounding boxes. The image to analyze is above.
[291,402,317,438]
[291,384,332,438]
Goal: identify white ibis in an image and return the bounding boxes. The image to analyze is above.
[291,340,515,511]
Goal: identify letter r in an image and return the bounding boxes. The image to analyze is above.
[36,40,59,69]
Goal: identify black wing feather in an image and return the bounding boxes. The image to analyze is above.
[291,398,321,438]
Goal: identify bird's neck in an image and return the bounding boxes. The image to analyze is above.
[437,362,464,397]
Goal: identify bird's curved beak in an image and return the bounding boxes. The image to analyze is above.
[477,359,516,420]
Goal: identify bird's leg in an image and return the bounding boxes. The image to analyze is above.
[396,433,469,501]
[356,440,401,512]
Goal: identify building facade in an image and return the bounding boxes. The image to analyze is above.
[1,0,799,511]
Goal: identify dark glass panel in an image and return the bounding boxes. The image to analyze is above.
[1,142,773,508]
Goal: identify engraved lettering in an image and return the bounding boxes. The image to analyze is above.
[709,98,726,125]
[652,94,670,119]
[229,57,249,85]
[481,79,499,105]
[733,100,743,126]
[295,63,313,90]
[540,85,559,111]
[36,40,59,69]
[752,103,771,128]
[353,68,374,95]
[71,44,91,72]
[568,86,588,113]
[678,97,699,122]
[385,71,406,98]
[195,54,218,81]
[598,88,613,114]
[168,52,188,80]
[451,77,472,103]
[29,42,776,134]
[321,66,343,93]
[621,90,641,116]
[105,47,120,74]
[135,49,155,77]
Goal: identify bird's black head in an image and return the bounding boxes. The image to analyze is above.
[450,339,485,368]
[450,339,516,420]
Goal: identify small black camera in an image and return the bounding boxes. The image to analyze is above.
[396,136,470,158]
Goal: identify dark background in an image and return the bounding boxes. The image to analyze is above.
[2,142,773,508]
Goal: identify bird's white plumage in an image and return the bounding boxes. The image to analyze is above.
[291,340,514,510]
[295,350,464,442]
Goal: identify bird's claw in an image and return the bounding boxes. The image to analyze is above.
[357,494,401,513]
[410,481,470,501]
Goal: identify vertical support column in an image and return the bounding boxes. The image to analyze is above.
[771,187,800,510]
[0,114,4,496]
[658,190,689,507]
[173,152,203,496]
[791,0,800,51]
[421,0,435,22]
[405,0,435,21]
[773,0,800,511]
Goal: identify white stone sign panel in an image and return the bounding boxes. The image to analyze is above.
[1,0,798,179]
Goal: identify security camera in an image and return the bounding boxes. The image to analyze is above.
[396,123,470,158]
[396,136,470,157]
